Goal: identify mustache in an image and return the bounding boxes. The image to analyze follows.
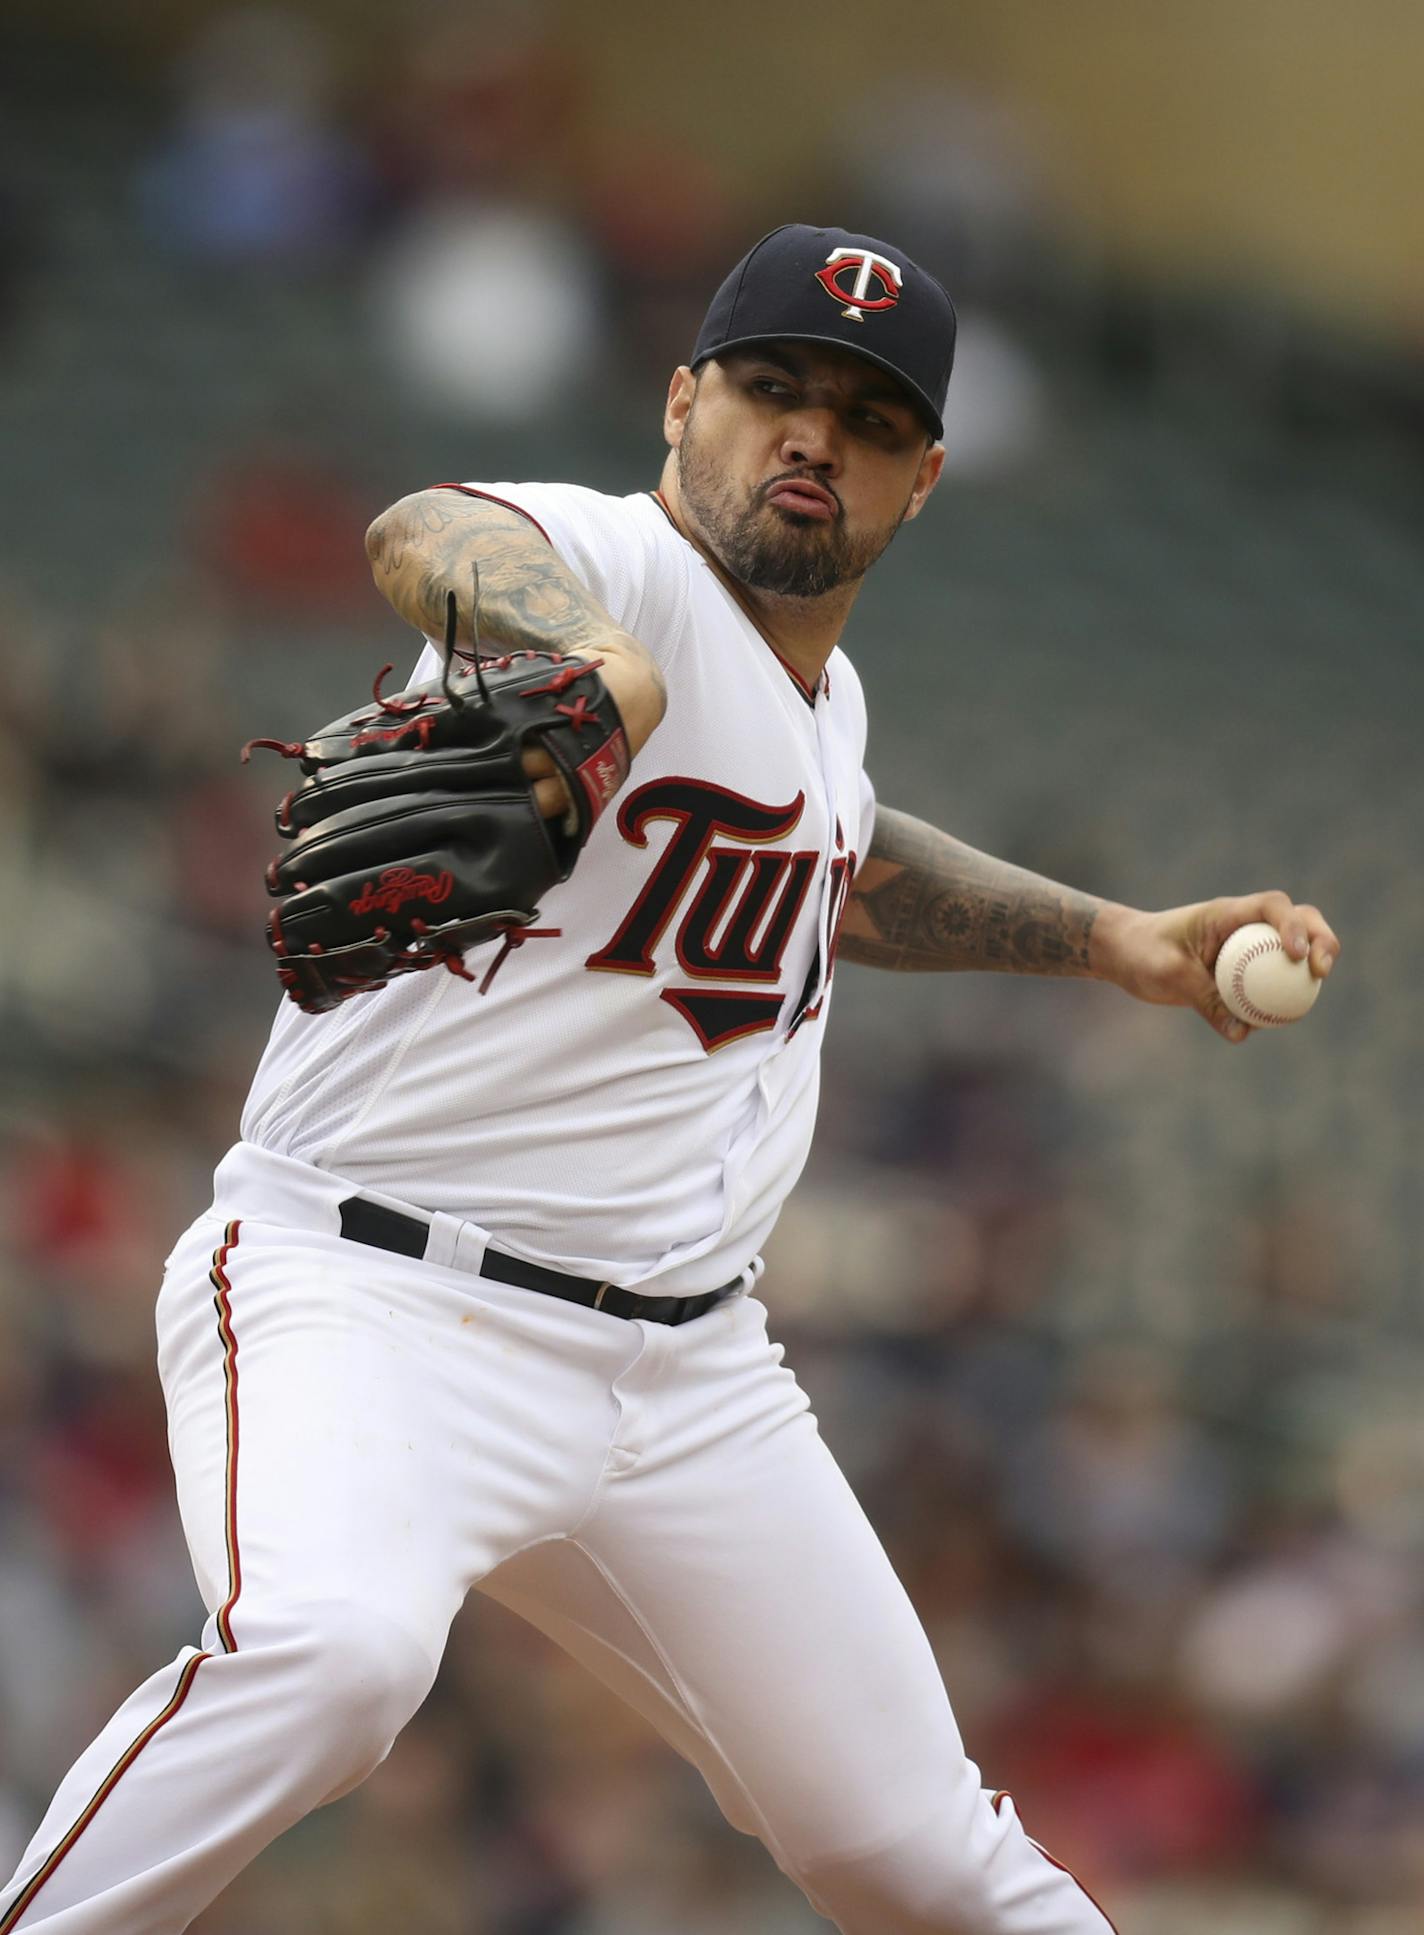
[756,470,844,519]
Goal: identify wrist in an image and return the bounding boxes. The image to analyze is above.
[574,637,666,757]
[1086,899,1136,986]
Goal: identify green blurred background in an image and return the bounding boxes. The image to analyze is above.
[1,3,1421,1929]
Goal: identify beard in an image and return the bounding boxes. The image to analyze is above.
[676,409,909,600]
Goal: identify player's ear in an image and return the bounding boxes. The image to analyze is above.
[664,367,697,449]
[902,440,945,523]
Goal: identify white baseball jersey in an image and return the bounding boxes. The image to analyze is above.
[238,483,876,1292]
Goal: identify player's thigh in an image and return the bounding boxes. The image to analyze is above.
[156,1215,619,1649]
[499,1305,975,1868]
[606,1436,966,1867]
[478,1537,759,1827]
[157,1214,472,1647]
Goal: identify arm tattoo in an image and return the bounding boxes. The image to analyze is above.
[839,805,1101,976]
[365,490,639,659]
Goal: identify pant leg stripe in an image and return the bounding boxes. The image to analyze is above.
[990,1791,1121,1934]
[0,1651,210,1932]
[208,1219,244,1655]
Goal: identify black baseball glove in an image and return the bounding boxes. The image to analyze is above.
[244,588,629,1014]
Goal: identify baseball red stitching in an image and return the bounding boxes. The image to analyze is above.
[1228,934,1293,1026]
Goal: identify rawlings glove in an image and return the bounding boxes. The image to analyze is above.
[244,586,629,1014]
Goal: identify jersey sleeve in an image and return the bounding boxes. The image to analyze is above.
[404,480,690,686]
[822,644,876,864]
[858,767,877,859]
[455,482,688,665]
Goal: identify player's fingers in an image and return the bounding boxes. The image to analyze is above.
[522,746,575,822]
[533,773,574,820]
[1232,888,1310,964]
[1190,965,1252,1044]
[1207,1002,1251,1045]
[1293,904,1341,979]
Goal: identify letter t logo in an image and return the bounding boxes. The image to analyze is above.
[813,247,904,322]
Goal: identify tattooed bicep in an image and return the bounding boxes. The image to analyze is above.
[365,489,619,653]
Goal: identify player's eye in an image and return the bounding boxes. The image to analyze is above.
[751,377,794,398]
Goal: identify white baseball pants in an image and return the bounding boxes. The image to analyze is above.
[0,1147,1115,1934]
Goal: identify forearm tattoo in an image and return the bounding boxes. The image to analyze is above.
[840,806,1101,975]
[366,491,640,659]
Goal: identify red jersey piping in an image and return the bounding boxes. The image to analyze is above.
[432,485,553,549]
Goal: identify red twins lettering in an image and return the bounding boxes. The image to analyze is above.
[348,867,455,918]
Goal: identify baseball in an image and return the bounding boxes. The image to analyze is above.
[1214,921,1323,1026]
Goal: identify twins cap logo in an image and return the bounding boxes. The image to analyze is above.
[813,247,904,323]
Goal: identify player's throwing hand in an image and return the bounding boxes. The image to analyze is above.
[1092,891,1340,1041]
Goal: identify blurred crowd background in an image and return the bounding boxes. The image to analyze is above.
[1,3,1422,1930]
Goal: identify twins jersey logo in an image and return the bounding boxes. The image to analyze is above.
[813,247,903,323]
[587,779,854,1051]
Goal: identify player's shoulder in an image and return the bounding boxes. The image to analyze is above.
[826,642,868,716]
[459,481,692,665]
[461,481,675,553]
[464,480,689,594]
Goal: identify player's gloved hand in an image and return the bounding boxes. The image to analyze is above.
[1093,891,1340,1042]
[244,589,629,1014]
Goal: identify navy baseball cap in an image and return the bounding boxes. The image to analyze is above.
[691,224,957,439]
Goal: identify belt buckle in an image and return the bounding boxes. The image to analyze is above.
[592,1282,616,1312]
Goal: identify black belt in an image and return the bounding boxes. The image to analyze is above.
[337,1196,743,1327]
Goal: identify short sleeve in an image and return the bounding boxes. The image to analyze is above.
[404,480,691,686]
[858,768,877,859]
[463,482,691,662]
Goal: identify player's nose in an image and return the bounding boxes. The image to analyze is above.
[778,409,841,474]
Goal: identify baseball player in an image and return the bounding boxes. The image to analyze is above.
[1,224,1338,1934]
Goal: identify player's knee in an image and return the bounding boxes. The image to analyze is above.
[314,1602,435,1742]
[791,1800,1113,1935]
[253,1597,439,1789]
[793,1825,993,1935]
